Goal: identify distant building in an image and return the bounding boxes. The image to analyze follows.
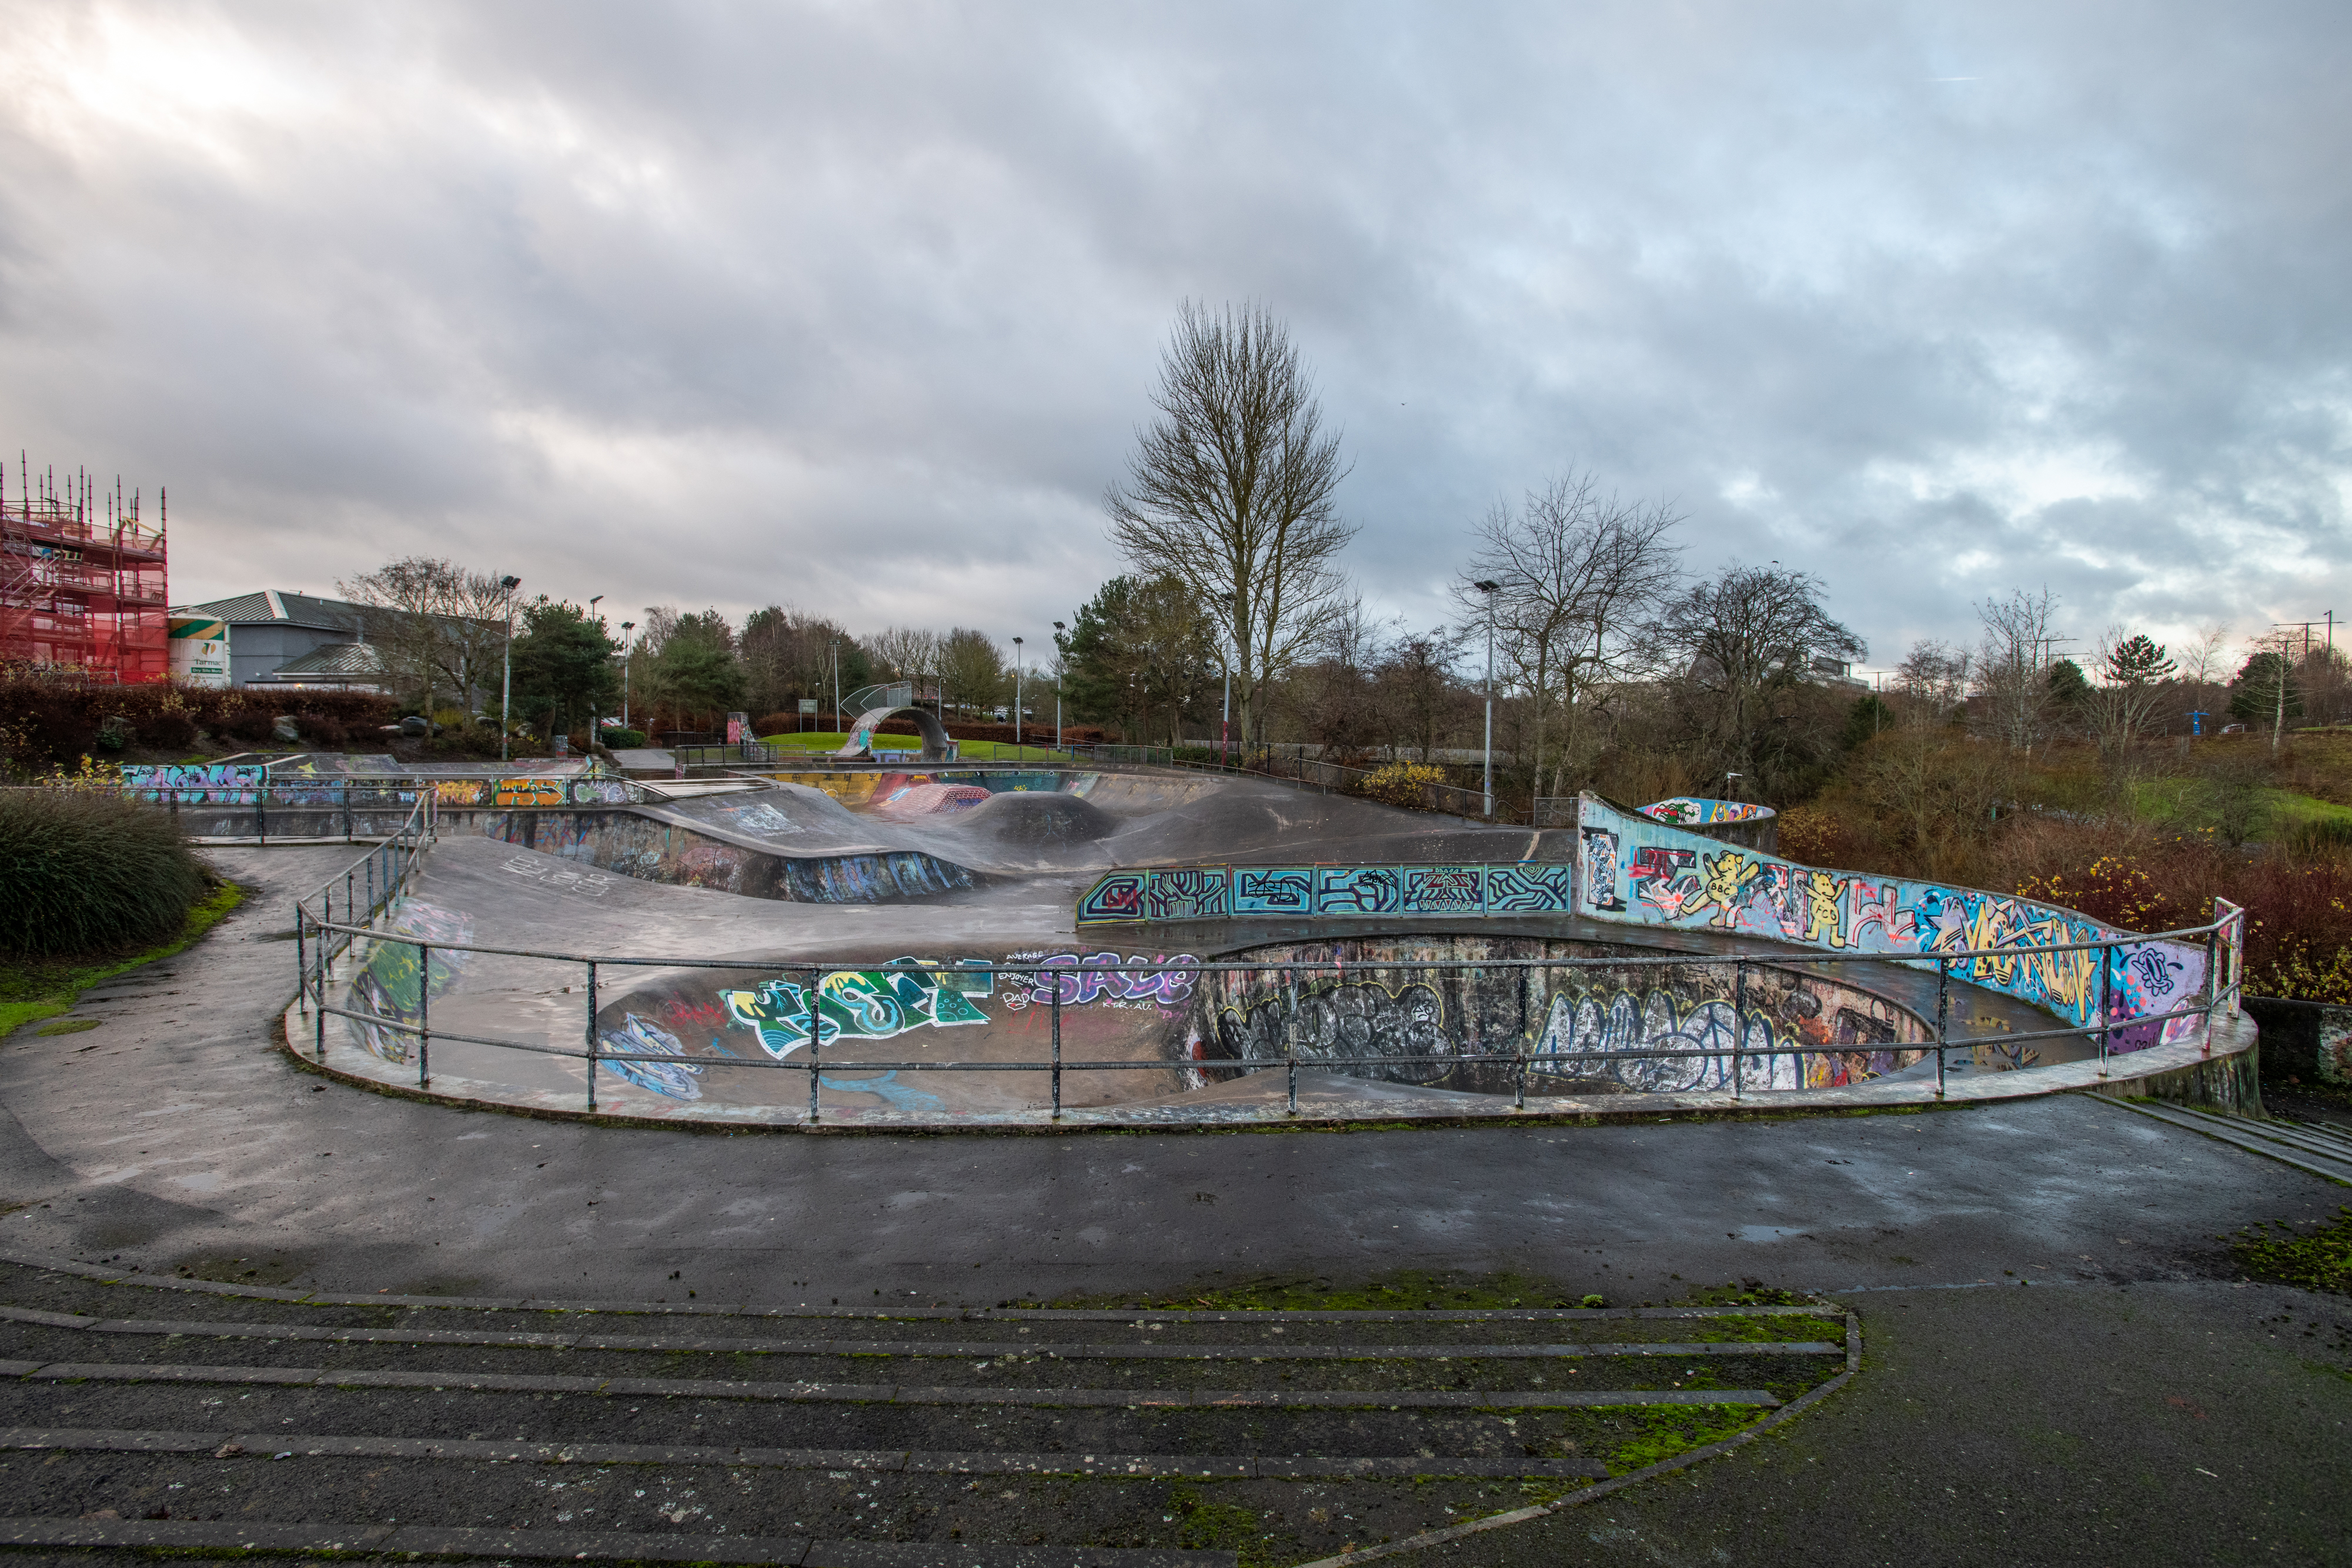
[168,590,387,691]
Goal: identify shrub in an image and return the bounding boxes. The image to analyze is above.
[754,712,799,737]
[0,790,212,957]
[1358,760,1449,810]
[140,706,198,750]
[602,727,646,748]
[292,713,348,749]
[213,706,278,744]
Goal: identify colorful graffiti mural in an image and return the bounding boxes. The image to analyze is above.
[345,900,474,1064]
[720,959,995,1056]
[1639,797,1775,827]
[1578,795,2207,1050]
[597,1014,704,1100]
[1000,951,1201,1010]
[121,763,265,803]
[1077,862,1579,925]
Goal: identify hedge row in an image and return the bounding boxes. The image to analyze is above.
[0,677,399,771]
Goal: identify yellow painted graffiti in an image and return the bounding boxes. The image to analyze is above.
[1698,850,1762,929]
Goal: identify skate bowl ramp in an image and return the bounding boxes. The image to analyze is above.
[414,768,1562,893]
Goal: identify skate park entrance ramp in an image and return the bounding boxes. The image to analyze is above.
[280,763,2257,1130]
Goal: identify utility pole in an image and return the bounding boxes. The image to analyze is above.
[1475,581,1498,818]
[1012,636,1024,751]
[830,639,840,734]
[1052,621,1065,753]
[498,575,521,764]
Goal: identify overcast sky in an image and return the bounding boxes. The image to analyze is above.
[3,1,2344,672]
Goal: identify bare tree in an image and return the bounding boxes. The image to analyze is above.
[1449,473,1684,796]
[339,557,503,718]
[1973,589,2060,751]
[1653,564,1864,791]
[1105,300,1356,751]
[1377,626,1465,763]
[1893,639,1972,730]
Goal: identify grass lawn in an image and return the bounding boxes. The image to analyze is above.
[0,879,246,1039]
[2132,777,2352,836]
[759,733,1078,764]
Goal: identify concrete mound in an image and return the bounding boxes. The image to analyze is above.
[940,790,1119,848]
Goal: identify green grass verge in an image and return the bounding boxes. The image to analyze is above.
[2231,1206,2352,1292]
[2132,778,2352,837]
[0,878,245,1039]
[759,733,1078,764]
[1048,1268,1824,1314]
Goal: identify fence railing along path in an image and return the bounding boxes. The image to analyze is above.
[290,808,2246,1122]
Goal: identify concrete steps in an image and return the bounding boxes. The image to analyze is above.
[2090,1096,2352,1186]
[0,1257,1852,1566]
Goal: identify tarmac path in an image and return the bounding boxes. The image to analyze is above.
[0,845,2344,1564]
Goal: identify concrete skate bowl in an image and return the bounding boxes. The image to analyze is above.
[279,778,2257,1131]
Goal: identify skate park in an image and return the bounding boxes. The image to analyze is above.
[199,701,2254,1132]
[4,740,2344,1568]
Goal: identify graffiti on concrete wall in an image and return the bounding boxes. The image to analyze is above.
[1214,978,1454,1085]
[498,854,613,897]
[1000,951,1201,1011]
[596,1014,704,1100]
[1531,981,1922,1092]
[345,899,475,1064]
[121,763,266,803]
[1578,795,2206,1049]
[1639,797,1775,827]
[1078,862,1579,925]
[720,958,995,1056]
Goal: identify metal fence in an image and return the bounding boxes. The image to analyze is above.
[290,835,2246,1119]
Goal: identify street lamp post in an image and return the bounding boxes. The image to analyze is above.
[499,574,522,764]
[619,621,634,729]
[1011,636,1024,751]
[1051,621,1065,753]
[587,597,603,755]
[1474,580,1498,818]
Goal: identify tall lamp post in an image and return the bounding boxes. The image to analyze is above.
[1051,621,1065,753]
[586,596,603,755]
[1474,580,1498,818]
[498,574,522,764]
[619,621,634,728]
[1011,636,1024,751]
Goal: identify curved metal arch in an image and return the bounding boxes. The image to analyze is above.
[837,705,956,763]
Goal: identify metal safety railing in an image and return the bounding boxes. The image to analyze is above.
[289,854,2247,1117]
[293,791,436,1018]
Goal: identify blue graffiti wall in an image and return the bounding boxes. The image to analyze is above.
[1077,862,1579,925]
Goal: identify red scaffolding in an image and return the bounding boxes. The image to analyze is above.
[0,461,170,682]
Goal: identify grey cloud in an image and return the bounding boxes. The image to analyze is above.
[0,0,2341,664]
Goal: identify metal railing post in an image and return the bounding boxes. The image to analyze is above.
[1732,959,1746,1100]
[295,902,308,1007]
[342,783,352,844]
[1935,955,1950,1101]
[256,786,267,845]
[806,969,821,1123]
[584,960,599,1112]
[2097,940,2112,1078]
[1050,978,1063,1119]
[315,907,328,1059]
[416,941,430,1089]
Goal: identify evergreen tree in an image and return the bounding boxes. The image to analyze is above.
[507,599,620,739]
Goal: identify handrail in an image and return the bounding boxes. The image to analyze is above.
[292,826,2246,1116]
